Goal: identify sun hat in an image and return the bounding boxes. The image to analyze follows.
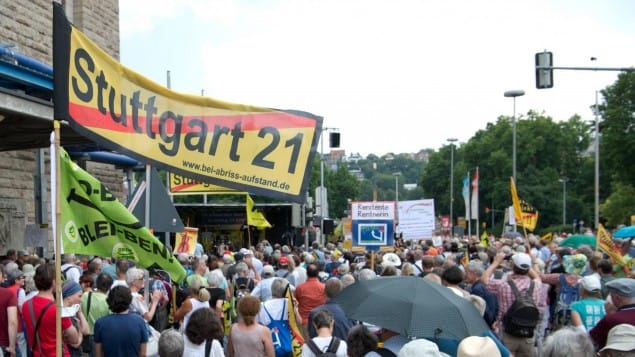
[62,280,82,299]
[457,336,501,357]
[563,254,588,275]
[22,264,35,278]
[398,338,448,357]
[600,324,635,352]
[580,275,601,292]
[382,253,402,267]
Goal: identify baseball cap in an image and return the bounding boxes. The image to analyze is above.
[580,275,601,292]
[511,253,531,270]
[279,256,289,265]
[605,278,635,298]
[262,265,275,277]
[600,324,635,352]
[239,248,253,256]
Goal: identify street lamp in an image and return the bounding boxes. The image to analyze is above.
[559,177,568,226]
[504,89,525,232]
[447,138,458,234]
[592,92,600,230]
[393,172,401,221]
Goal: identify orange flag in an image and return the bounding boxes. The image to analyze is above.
[597,224,626,266]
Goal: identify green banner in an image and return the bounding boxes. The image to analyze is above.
[59,149,186,283]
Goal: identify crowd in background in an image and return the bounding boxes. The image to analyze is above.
[0,230,634,356]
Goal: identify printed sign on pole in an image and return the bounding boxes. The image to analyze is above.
[351,201,394,251]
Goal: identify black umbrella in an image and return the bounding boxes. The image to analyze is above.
[334,276,489,340]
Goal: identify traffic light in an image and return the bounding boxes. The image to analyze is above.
[535,51,553,89]
[329,132,340,148]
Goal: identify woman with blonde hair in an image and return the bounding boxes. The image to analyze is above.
[175,276,211,330]
[227,295,274,357]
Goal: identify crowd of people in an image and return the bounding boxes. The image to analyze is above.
[0,230,634,357]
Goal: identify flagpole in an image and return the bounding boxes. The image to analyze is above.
[54,120,63,357]
[467,172,471,240]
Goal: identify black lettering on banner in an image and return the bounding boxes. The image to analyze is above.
[252,127,278,169]
[138,235,151,252]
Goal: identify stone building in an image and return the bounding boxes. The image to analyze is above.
[0,0,123,257]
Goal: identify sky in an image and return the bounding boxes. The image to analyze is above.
[119,0,635,157]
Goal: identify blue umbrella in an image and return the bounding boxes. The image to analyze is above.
[614,225,635,238]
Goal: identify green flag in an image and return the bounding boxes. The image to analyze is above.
[59,149,186,283]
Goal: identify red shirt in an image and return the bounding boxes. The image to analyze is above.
[21,295,72,357]
[294,277,325,324]
[0,287,17,346]
[589,304,635,348]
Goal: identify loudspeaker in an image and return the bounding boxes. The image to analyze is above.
[323,219,334,234]
[329,132,340,148]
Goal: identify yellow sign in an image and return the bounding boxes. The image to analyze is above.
[174,227,199,255]
[168,172,238,194]
[53,4,321,203]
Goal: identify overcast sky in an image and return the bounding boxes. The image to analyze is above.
[119,0,635,157]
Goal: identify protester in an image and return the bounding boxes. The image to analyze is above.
[62,280,90,357]
[227,295,274,357]
[126,267,162,323]
[174,277,211,330]
[22,263,80,357]
[6,269,26,356]
[250,265,277,302]
[302,309,348,357]
[184,308,225,356]
[541,326,595,357]
[110,259,130,289]
[570,275,606,331]
[598,324,635,357]
[61,254,82,284]
[308,278,353,341]
[94,286,148,357]
[541,253,586,329]
[187,257,210,288]
[205,270,226,320]
[346,324,377,357]
[158,329,184,357]
[0,268,17,356]
[81,272,113,357]
[481,252,544,357]
[590,278,635,349]
[294,264,325,339]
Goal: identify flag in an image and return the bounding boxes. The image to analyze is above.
[471,168,479,220]
[597,224,626,266]
[285,284,304,356]
[510,178,539,231]
[174,227,198,255]
[58,148,186,283]
[462,174,470,219]
[540,232,553,243]
[480,230,490,247]
[510,177,522,223]
[519,199,539,231]
[246,194,272,228]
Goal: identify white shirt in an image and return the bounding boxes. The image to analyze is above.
[61,263,81,284]
[184,335,225,357]
[301,336,348,357]
[292,267,307,287]
[257,298,289,326]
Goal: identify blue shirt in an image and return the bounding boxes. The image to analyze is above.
[94,313,148,356]
[308,300,354,341]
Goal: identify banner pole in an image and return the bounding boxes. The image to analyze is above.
[54,120,63,357]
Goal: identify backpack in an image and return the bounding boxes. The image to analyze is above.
[305,337,341,357]
[235,278,253,299]
[553,274,580,328]
[62,265,81,281]
[503,280,540,337]
[262,302,293,357]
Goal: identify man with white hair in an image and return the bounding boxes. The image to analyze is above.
[590,278,635,349]
[61,254,82,283]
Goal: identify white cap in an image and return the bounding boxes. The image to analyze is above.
[239,248,253,255]
[511,253,531,270]
[580,275,601,292]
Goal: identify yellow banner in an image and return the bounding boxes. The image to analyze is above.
[174,227,199,255]
[53,4,320,203]
[597,224,626,266]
